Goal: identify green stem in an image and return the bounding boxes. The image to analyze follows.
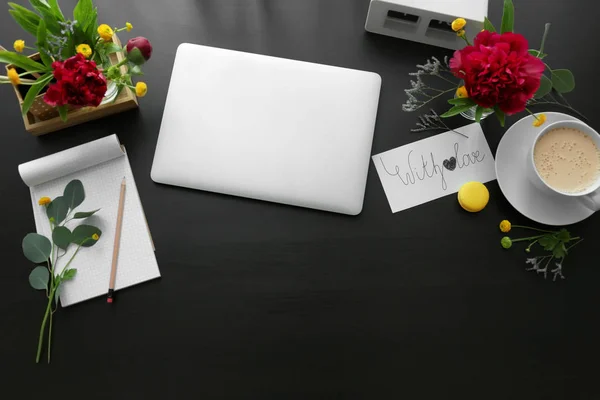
[525,108,540,121]
[511,234,546,243]
[567,238,584,250]
[35,288,55,363]
[526,239,539,252]
[47,309,53,363]
[538,23,551,57]
[512,225,555,233]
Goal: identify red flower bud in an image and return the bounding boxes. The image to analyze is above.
[126,36,153,65]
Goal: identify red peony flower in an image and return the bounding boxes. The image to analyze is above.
[44,54,107,108]
[449,30,545,115]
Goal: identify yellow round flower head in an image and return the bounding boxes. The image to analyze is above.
[126,22,133,32]
[501,236,512,249]
[7,68,20,85]
[452,18,467,32]
[456,86,468,98]
[499,220,511,233]
[532,113,547,127]
[135,82,148,97]
[13,39,25,53]
[76,44,92,59]
[458,181,489,212]
[97,24,114,41]
[38,196,51,206]
[92,233,100,241]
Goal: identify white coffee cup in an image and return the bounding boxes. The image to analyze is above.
[527,120,600,211]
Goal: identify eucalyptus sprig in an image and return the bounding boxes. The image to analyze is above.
[498,220,583,281]
[23,179,101,363]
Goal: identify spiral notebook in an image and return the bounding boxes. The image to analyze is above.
[18,135,160,307]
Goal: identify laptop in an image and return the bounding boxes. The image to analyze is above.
[151,43,381,215]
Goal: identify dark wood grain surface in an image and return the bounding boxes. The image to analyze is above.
[1,0,599,398]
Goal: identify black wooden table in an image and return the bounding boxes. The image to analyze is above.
[1,0,598,398]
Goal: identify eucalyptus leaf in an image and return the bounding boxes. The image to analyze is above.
[551,69,575,93]
[483,17,496,32]
[52,226,72,250]
[441,104,476,118]
[64,179,85,210]
[534,75,553,99]
[73,209,100,219]
[0,51,47,72]
[29,266,50,291]
[500,0,515,33]
[62,268,77,281]
[22,233,52,263]
[72,225,102,247]
[46,196,69,225]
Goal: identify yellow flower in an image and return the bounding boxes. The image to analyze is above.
[456,86,468,98]
[7,68,20,85]
[38,196,51,206]
[499,220,512,233]
[97,24,114,41]
[451,18,467,32]
[76,44,92,59]
[135,81,148,97]
[126,22,133,32]
[92,233,100,241]
[533,113,547,127]
[456,29,466,37]
[14,39,25,53]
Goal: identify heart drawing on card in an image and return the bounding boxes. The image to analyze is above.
[443,157,457,171]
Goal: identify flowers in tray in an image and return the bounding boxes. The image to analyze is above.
[0,0,153,121]
[497,220,583,281]
[25,180,101,363]
[403,0,582,133]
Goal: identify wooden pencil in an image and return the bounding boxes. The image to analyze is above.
[107,177,126,303]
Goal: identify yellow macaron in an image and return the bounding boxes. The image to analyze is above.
[458,181,489,212]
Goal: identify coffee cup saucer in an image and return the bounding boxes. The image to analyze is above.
[495,111,594,226]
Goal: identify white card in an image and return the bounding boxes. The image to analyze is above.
[372,123,496,213]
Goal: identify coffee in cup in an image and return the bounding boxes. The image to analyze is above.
[533,126,600,193]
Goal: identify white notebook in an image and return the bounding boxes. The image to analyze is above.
[19,135,160,307]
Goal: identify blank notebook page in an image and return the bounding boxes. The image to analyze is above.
[19,135,160,307]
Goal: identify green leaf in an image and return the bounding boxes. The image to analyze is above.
[447,97,475,106]
[104,42,122,55]
[528,49,547,59]
[534,75,553,99]
[47,0,64,20]
[441,104,476,118]
[36,20,53,68]
[8,3,42,36]
[62,268,77,281]
[494,107,505,127]
[84,8,98,41]
[46,196,69,225]
[130,65,144,76]
[73,0,93,30]
[21,72,52,116]
[500,0,515,33]
[539,235,559,251]
[72,225,102,247]
[551,69,575,93]
[483,17,496,32]
[63,179,85,210]
[0,51,47,72]
[553,243,567,259]
[29,266,50,290]
[22,233,52,263]
[556,228,571,242]
[29,0,61,35]
[52,226,72,250]
[475,106,484,123]
[73,209,100,219]
[57,105,68,122]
